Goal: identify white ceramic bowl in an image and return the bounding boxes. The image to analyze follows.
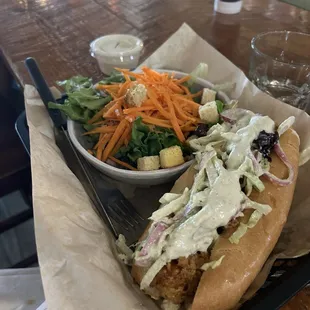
[67,70,230,185]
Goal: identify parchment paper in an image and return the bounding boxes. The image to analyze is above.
[25,23,310,310]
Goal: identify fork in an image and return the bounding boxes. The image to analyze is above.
[25,57,147,245]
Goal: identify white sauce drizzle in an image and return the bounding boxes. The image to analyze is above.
[139,114,277,290]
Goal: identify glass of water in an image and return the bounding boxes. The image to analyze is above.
[249,31,310,111]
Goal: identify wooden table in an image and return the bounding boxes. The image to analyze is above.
[0,0,309,308]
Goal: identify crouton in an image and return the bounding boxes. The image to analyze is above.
[201,88,216,104]
[160,146,184,168]
[198,100,219,124]
[137,156,160,171]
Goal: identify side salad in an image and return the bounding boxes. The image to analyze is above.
[49,64,227,171]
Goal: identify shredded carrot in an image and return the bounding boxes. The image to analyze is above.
[123,105,155,114]
[103,96,125,118]
[124,74,131,82]
[173,94,201,107]
[168,81,184,94]
[189,90,203,98]
[147,87,171,119]
[96,135,104,160]
[87,149,93,155]
[115,68,147,81]
[114,102,124,119]
[88,97,124,124]
[176,75,191,84]
[163,93,185,142]
[179,85,191,95]
[118,81,131,97]
[125,114,136,123]
[102,119,129,161]
[135,112,173,128]
[96,84,120,90]
[111,124,131,156]
[83,125,118,136]
[93,119,119,126]
[108,156,137,171]
[172,99,197,123]
[96,133,113,160]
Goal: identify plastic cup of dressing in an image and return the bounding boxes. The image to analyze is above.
[90,34,144,75]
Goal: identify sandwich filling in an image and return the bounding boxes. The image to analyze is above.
[133,109,295,298]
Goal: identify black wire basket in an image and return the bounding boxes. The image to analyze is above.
[16,111,310,310]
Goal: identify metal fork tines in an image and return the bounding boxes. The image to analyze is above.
[81,160,147,244]
[107,198,144,230]
[55,127,146,243]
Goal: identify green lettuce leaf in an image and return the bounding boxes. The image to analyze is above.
[57,76,92,93]
[201,255,225,271]
[98,70,135,85]
[229,210,263,244]
[115,117,186,166]
[48,101,88,122]
[216,100,224,113]
[51,75,113,123]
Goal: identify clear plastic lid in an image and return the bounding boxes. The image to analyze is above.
[214,0,242,14]
[90,34,144,58]
[90,34,144,74]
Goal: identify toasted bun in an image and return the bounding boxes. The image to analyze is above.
[132,129,300,310]
[192,128,300,310]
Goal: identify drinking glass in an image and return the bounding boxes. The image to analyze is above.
[249,31,310,112]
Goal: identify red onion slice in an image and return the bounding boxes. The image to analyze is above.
[277,116,295,137]
[248,151,264,176]
[138,222,167,257]
[263,143,294,186]
[220,108,254,124]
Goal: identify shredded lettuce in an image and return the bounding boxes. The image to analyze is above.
[140,254,168,290]
[201,255,225,271]
[191,188,211,209]
[116,234,133,265]
[245,178,253,197]
[243,172,265,192]
[150,188,190,222]
[220,132,241,142]
[159,193,182,205]
[206,159,219,187]
[229,210,263,244]
[244,198,272,215]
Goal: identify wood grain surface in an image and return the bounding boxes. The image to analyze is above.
[0,0,309,308]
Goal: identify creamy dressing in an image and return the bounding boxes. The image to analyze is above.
[165,167,243,260]
[138,114,278,290]
[226,116,275,169]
